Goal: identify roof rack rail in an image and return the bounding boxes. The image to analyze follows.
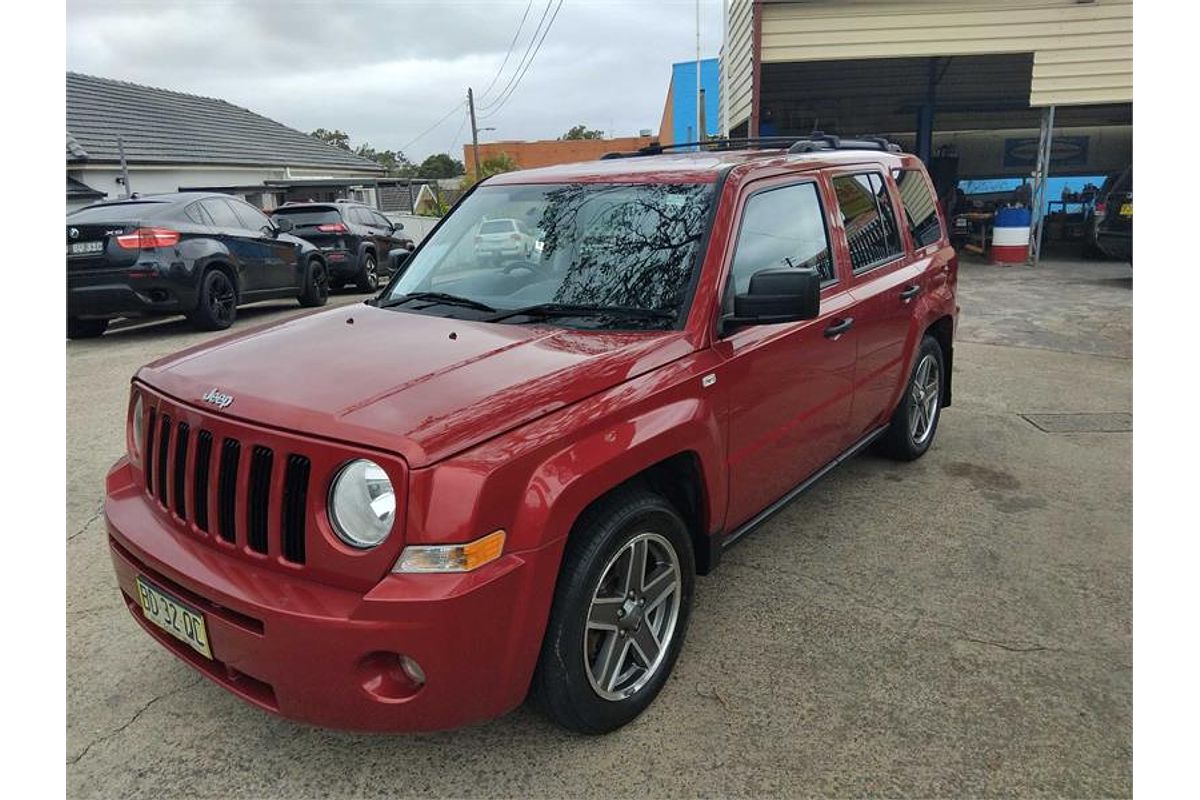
[599,133,901,160]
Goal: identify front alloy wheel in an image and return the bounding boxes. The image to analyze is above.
[584,533,682,700]
[530,487,694,734]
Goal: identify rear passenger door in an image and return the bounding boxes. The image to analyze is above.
[200,198,270,293]
[228,199,301,291]
[829,170,923,438]
[717,177,857,529]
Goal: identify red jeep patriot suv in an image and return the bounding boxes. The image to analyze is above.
[105,135,958,734]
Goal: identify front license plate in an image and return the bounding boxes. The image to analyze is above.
[67,240,104,256]
[1119,202,1133,217]
[135,577,213,659]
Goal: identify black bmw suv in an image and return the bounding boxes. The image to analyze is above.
[66,192,328,339]
[270,201,413,292]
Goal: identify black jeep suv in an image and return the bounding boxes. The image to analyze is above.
[66,192,329,339]
[270,201,413,292]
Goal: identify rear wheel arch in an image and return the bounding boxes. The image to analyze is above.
[199,260,240,302]
[924,315,954,406]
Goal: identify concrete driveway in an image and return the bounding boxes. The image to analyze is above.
[66,260,1131,798]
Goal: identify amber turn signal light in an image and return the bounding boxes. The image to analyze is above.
[392,530,506,573]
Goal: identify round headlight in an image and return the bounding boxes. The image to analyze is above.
[131,393,145,461]
[329,459,395,548]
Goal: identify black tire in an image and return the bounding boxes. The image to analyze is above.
[530,487,695,734]
[879,335,945,461]
[355,254,379,292]
[188,269,237,331]
[299,257,330,307]
[67,317,108,339]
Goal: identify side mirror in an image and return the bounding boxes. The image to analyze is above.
[274,217,294,234]
[727,267,821,329]
[391,220,404,231]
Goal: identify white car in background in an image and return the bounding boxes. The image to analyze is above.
[474,218,536,262]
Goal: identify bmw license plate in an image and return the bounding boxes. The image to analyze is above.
[68,240,104,256]
[135,577,213,659]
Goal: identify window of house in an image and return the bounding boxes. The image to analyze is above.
[728,181,835,295]
[891,169,944,248]
[832,173,903,273]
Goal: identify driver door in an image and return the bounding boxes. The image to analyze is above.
[715,176,857,530]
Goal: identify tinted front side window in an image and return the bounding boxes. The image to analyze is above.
[201,199,242,229]
[385,182,715,327]
[729,182,834,295]
[833,173,903,272]
[229,200,271,231]
[892,169,943,248]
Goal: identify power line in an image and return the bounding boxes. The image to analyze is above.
[478,0,562,116]
[398,100,467,154]
[477,0,534,105]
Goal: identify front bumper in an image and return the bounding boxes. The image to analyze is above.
[105,458,563,732]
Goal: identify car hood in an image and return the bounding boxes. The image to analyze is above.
[138,304,694,467]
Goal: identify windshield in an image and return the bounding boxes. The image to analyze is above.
[384,182,715,329]
[271,207,342,226]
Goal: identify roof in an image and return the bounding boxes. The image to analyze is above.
[66,72,384,173]
[484,146,911,185]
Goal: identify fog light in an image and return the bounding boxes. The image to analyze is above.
[400,656,426,687]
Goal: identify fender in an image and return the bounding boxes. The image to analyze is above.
[356,240,376,272]
[886,249,958,416]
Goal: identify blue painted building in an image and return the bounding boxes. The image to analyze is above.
[658,58,720,145]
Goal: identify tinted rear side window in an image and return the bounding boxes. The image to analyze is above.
[729,182,834,294]
[229,200,271,231]
[200,199,242,229]
[891,169,944,248]
[832,173,903,273]
[272,207,342,226]
[184,202,214,226]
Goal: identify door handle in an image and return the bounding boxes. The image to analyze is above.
[900,284,922,301]
[823,317,854,338]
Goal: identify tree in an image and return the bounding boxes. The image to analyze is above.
[354,143,416,177]
[416,153,465,179]
[309,128,352,151]
[461,153,519,188]
[560,125,604,140]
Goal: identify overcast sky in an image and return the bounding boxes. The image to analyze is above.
[66,0,724,163]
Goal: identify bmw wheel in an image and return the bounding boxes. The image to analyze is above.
[189,269,237,331]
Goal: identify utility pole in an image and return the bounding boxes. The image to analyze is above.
[468,87,481,182]
[117,134,132,198]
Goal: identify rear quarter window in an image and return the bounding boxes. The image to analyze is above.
[891,169,944,248]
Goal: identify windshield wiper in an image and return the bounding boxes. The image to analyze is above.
[376,292,497,313]
[485,303,676,324]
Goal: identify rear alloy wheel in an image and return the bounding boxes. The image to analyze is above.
[299,258,329,307]
[189,269,237,331]
[880,335,944,460]
[531,487,694,734]
[67,317,108,340]
[355,255,379,292]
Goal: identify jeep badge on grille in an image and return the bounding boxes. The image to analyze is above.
[201,388,234,409]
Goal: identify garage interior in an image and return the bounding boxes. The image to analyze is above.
[734,52,1131,262]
